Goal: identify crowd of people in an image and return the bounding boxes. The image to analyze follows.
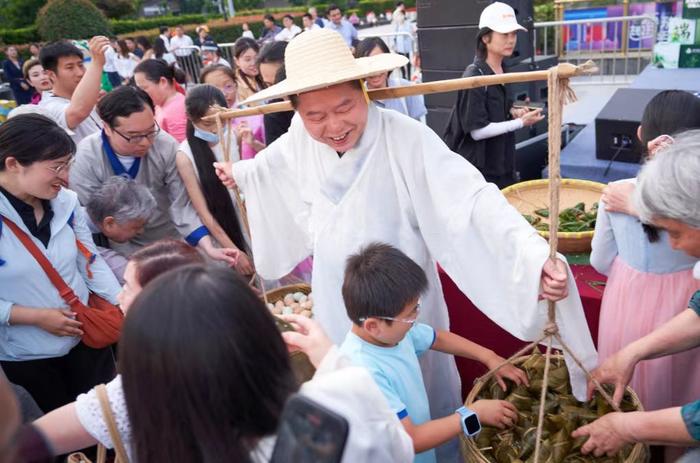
[0,1,698,462]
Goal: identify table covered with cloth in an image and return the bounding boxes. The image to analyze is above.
[439,264,606,399]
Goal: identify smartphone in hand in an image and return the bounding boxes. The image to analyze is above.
[270,394,349,463]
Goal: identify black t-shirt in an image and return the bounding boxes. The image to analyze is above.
[443,59,515,178]
[0,186,53,247]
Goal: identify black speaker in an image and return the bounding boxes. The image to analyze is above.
[418,26,479,72]
[426,107,452,136]
[422,70,463,108]
[417,0,491,28]
[595,88,666,163]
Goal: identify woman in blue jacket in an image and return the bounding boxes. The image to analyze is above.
[2,46,32,105]
[0,114,121,413]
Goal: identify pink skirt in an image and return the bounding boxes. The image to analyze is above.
[597,257,700,411]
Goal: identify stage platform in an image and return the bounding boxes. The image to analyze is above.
[544,66,700,183]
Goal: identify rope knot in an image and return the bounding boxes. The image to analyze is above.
[543,322,559,336]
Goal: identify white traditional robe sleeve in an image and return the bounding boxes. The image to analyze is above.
[233,105,596,416]
[300,346,414,462]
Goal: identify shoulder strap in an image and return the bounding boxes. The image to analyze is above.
[96,384,130,463]
[0,215,82,310]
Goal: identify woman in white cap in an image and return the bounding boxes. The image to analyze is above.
[214,28,594,462]
[444,2,544,189]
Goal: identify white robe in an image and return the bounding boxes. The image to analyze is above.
[234,105,597,456]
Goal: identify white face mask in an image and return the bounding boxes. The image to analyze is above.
[193,125,220,144]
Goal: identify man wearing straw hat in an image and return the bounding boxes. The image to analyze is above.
[214,28,596,460]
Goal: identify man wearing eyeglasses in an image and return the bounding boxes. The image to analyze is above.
[69,86,239,266]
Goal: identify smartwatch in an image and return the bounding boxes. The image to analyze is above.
[456,406,481,437]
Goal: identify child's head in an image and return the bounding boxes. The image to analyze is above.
[343,243,427,344]
[639,90,700,157]
[86,176,156,243]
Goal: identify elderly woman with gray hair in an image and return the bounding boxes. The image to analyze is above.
[572,130,700,461]
[85,176,157,283]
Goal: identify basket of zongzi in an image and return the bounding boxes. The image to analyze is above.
[265,283,316,384]
[461,350,648,463]
[502,179,605,253]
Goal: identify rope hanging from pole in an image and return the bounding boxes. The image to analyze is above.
[215,113,269,305]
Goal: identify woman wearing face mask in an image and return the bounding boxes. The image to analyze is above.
[200,64,266,159]
[22,59,52,105]
[443,2,544,189]
[0,114,121,414]
[175,85,254,277]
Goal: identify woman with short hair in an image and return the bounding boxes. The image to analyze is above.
[443,2,544,188]
[0,114,121,413]
[21,59,52,105]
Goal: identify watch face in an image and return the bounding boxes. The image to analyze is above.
[464,414,480,434]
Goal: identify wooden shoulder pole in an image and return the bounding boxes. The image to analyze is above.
[203,61,597,122]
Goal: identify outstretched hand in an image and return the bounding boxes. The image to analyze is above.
[280,314,334,368]
[213,161,236,189]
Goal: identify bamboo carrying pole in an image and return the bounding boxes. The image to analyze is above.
[204,61,597,122]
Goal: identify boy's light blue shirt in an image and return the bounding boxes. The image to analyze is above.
[339,322,437,463]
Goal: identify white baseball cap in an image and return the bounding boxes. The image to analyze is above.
[479,2,527,33]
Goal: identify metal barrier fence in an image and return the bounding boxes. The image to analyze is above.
[533,15,658,83]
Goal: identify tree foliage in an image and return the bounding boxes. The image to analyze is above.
[37,0,112,41]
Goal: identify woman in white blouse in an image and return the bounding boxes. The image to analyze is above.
[34,262,413,462]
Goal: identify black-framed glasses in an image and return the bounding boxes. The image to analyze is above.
[111,121,160,144]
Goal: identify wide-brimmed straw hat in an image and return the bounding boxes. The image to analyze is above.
[242,28,408,105]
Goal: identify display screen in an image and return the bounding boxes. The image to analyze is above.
[464,413,481,434]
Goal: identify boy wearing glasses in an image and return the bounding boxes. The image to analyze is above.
[339,243,528,463]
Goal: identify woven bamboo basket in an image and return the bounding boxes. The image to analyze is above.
[460,354,649,463]
[502,179,606,254]
[265,283,316,384]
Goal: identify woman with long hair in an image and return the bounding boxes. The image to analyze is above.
[35,262,414,462]
[175,84,254,276]
[133,59,187,142]
[200,64,266,159]
[354,37,426,121]
[114,40,140,84]
[233,37,266,104]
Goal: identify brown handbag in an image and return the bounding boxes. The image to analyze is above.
[2,216,123,348]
